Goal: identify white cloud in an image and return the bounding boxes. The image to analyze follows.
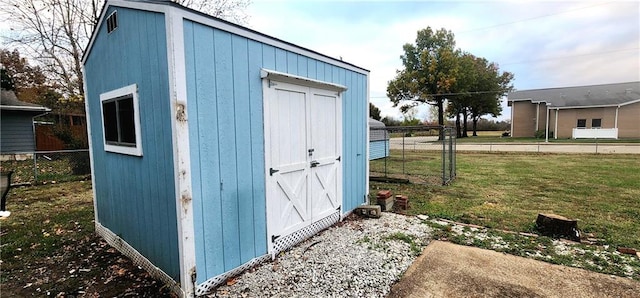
[247,1,640,122]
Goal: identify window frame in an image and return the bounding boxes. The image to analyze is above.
[576,119,586,128]
[99,84,143,156]
[591,118,602,128]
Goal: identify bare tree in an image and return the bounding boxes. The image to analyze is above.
[0,0,250,100]
[176,0,250,24]
[1,0,100,98]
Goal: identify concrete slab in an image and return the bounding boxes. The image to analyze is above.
[388,241,640,298]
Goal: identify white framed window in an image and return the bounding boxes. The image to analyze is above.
[100,84,143,156]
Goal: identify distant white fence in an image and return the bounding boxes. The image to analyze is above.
[572,128,618,139]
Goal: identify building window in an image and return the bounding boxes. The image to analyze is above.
[576,119,586,128]
[592,119,601,128]
[106,11,118,33]
[71,115,84,126]
[100,84,142,156]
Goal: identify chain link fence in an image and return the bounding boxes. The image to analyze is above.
[369,126,456,185]
[0,149,91,185]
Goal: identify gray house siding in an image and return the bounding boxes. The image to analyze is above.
[0,111,37,153]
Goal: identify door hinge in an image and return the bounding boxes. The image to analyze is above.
[336,156,341,161]
[270,168,279,176]
[268,80,277,88]
[272,235,280,242]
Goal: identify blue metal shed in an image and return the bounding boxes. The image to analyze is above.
[82,1,369,296]
[369,118,389,160]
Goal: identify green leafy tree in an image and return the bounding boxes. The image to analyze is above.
[369,102,382,120]
[447,53,514,137]
[467,57,514,136]
[387,27,459,140]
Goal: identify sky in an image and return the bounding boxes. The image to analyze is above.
[245,0,640,121]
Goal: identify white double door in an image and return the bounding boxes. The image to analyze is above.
[264,80,342,251]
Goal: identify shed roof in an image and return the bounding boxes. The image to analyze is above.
[369,118,388,142]
[369,118,386,128]
[507,82,640,108]
[83,0,369,75]
[1,89,51,112]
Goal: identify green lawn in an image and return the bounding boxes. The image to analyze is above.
[370,151,640,249]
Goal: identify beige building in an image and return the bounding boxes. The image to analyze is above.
[508,82,640,140]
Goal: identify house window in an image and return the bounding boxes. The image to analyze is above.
[107,11,118,33]
[100,84,142,156]
[592,119,601,128]
[71,116,84,126]
[576,119,586,128]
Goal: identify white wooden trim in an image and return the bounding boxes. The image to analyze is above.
[166,8,196,297]
[545,106,550,143]
[510,101,514,136]
[0,105,50,112]
[365,74,370,205]
[536,102,540,131]
[260,69,347,92]
[82,68,100,228]
[554,109,558,140]
[615,106,619,129]
[262,77,274,254]
[99,84,143,156]
[554,103,629,110]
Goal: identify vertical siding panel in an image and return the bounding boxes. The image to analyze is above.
[286,52,297,75]
[358,74,366,207]
[316,62,325,81]
[262,45,276,70]
[344,71,353,210]
[213,29,241,270]
[183,21,209,280]
[275,48,287,72]
[248,40,267,255]
[123,11,142,247]
[324,63,332,83]
[297,55,308,78]
[137,13,153,262]
[231,35,255,263]
[196,25,225,277]
[307,59,317,80]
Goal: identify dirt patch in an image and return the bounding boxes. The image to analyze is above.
[0,182,173,297]
[388,241,640,298]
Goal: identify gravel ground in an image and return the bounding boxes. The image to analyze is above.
[211,213,432,297]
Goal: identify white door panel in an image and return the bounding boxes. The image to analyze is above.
[264,80,342,253]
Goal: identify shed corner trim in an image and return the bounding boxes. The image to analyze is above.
[260,69,347,92]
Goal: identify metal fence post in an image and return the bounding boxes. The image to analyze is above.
[33,153,38,184]
[442,127,446,185]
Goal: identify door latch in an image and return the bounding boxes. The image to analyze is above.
[308,149,314,156]
[310,161,320,168]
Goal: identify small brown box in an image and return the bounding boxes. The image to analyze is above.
[394,195,409,210]
[377,190,392,199]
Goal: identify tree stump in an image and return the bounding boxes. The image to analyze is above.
[536,213,580,241]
